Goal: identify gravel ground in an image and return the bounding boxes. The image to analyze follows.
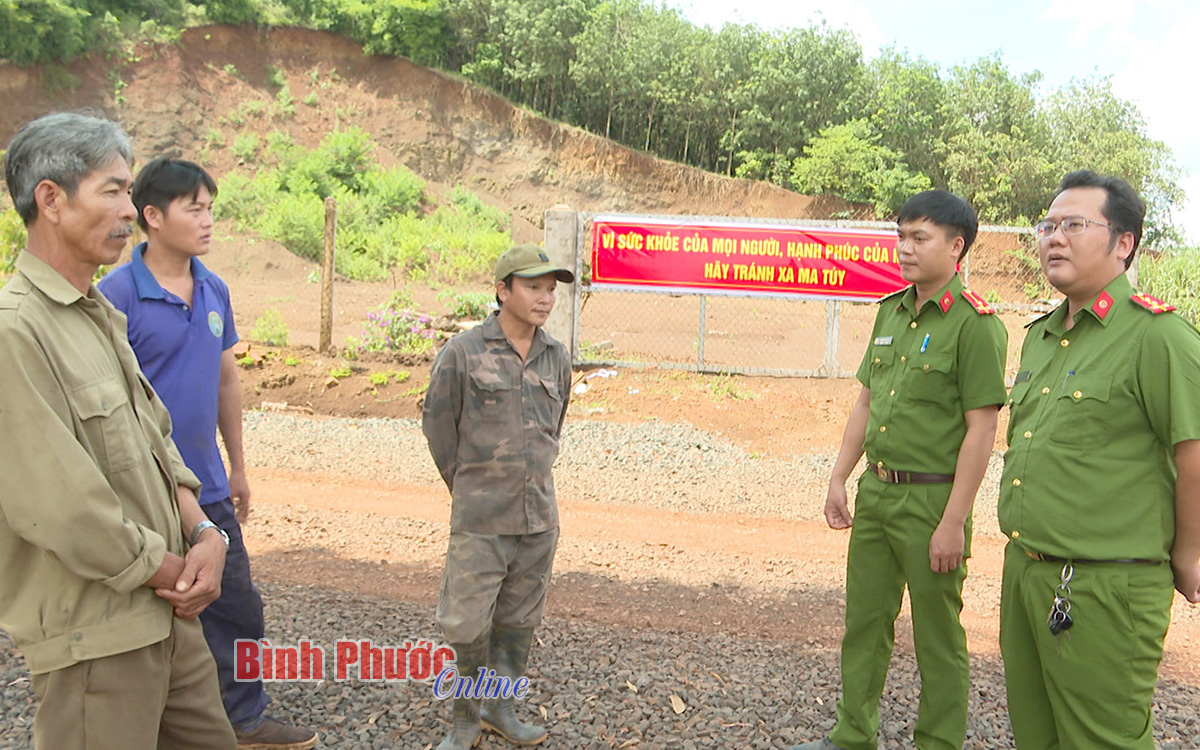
[235,412,1007,531]
[2,412,1199,748]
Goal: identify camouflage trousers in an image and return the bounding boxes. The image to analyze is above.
[436,529,560,644]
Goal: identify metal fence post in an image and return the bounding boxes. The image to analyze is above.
[698,295,707,367]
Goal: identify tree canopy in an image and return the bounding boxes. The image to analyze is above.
[0,0,1183,242]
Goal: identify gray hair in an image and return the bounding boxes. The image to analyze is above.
[3,112,134,225]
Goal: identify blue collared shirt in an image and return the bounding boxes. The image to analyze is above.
[98,243,239,505]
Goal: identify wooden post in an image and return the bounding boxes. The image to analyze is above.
[319,197,336,353]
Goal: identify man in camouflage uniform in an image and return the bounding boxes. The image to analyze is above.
[422,244,574,749]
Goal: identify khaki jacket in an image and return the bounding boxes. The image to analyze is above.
[0,251,201,674]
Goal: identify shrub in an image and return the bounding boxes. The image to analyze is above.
[232,133,259,162]
[439,290,494,320]
[217,129,509,284]
[360,167,426,219]
[350,298,436,356]
[257,192,325,260]
[250,308,289,346]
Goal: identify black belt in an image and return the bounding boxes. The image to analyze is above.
[866,460,954,485]
[1022,549,1160,565]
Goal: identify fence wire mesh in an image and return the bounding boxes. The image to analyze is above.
[574,210,1043,378]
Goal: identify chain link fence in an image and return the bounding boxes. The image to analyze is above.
[573,209,1041,380]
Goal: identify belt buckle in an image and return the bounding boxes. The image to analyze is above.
[1024,549,1047,562]
[875,464,888,482]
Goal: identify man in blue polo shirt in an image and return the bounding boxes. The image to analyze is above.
[99,158,317,750]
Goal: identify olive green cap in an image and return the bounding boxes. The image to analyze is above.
[494,244,575,283]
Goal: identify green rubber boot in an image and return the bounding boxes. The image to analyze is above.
[479,626,547,746]
[437,633,490,750]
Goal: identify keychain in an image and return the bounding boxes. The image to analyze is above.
[1047,563,1074,652]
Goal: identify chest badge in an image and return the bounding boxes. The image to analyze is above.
[208,311,224,338]
[873,336,893,346]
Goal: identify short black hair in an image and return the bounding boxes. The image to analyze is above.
[1054,170,1145,267]
[495,274,513,308]
[132,157,217,230]
[897,190,979,259]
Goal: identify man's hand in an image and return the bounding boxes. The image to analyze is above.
[1173,558,1200,603]
[929,520,965,573]
[229,469,251,523]
[825,481,853,530]
[155,531,226,618]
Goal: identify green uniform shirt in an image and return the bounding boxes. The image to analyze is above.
[1000,273,1200,561]
[857,274,1008,475]
[0,251,202,674]
[422,312,571,535]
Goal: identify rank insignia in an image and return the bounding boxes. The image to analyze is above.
[1130,292,1175,314]
[960,289,996,314]
[939,290,955,313]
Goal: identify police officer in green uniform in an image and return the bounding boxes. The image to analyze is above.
[1000,170,1200,749]
[792,190,1008,750]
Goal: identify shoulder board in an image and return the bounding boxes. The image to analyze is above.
[960,289,996,315]
[1130,292,1175,314]
[878,286,908,304]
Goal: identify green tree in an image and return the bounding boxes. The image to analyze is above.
[734,22,863,186]
[943,127,1057,223]
[790,119,931,217]
[859,48,950,186]
[569,0,643,140]
[1044,77,1183,246]
[0,0,90,65]
[493,0,589,116]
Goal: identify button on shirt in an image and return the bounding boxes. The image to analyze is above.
[857,275,1008,475]
[1000,273,1200,561]
[422,313,571,535]
[98,243,239,506]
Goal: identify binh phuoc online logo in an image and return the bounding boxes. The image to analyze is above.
[235,639,529,698]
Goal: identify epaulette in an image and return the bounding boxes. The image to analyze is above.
[960,289,996,314]
[1130,292,1175,314]
[879,286,908,304]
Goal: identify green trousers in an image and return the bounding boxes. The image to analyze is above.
[999,543,1174,749]
[829,473,970,750]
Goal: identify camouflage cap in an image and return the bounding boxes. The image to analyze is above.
[495,244,575,283]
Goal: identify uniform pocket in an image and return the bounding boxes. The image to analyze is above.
[468,370,516,424]
[905,353,954,402]
[1049,375,1112,448]
[72,378,139,473]
[533,376,564,433]
[866,346,896,388]
[1007,374,1033,408]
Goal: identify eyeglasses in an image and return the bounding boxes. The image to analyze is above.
[1034,217,1113,238]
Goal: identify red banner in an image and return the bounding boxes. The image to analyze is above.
[591,217,906,301]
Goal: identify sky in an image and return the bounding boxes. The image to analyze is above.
[673,0,1200,242]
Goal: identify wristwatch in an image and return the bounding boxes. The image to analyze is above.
[190,520,230,549]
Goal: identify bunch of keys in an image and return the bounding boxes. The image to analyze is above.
[1047,563,1074,651]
